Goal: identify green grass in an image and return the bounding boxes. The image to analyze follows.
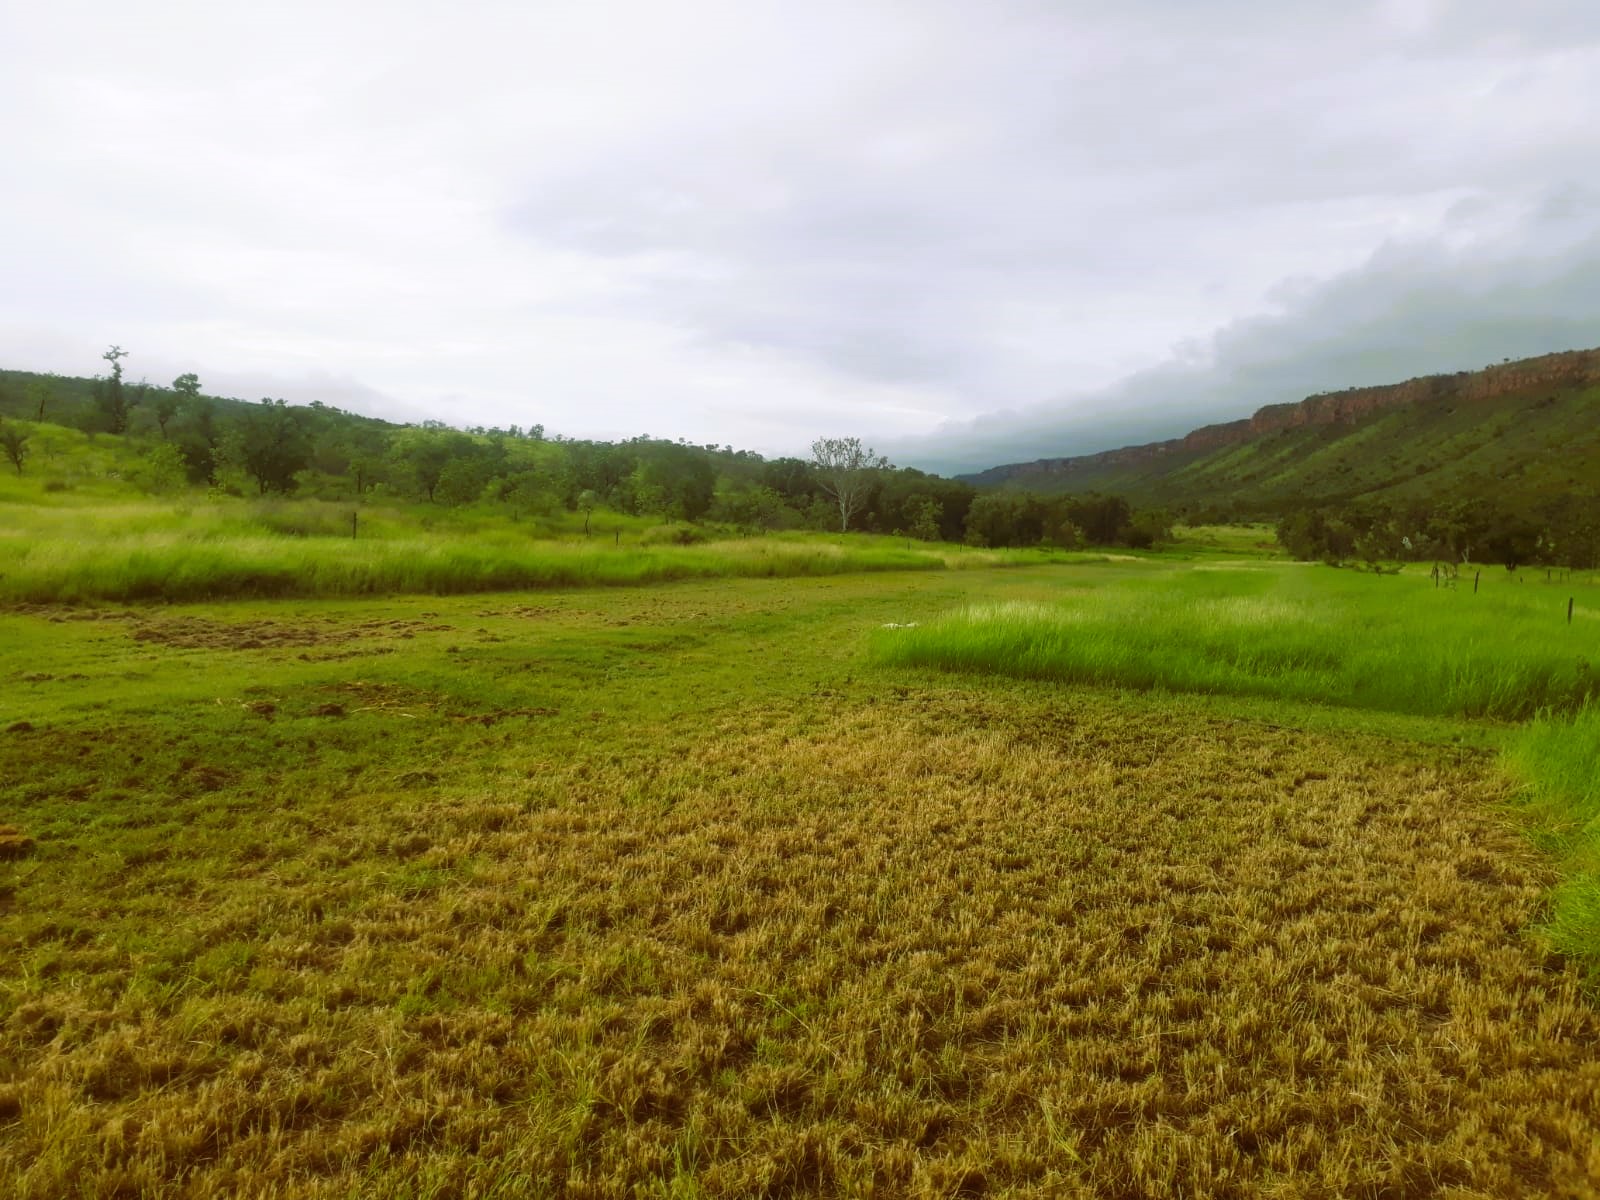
[0,492,1088,603]
[0,424,1101,602]
[870,562,1599,721]
[0,524,1052,603]
[1504,705,1600,981]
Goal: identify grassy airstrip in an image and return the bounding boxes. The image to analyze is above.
[3,549,1600,1197]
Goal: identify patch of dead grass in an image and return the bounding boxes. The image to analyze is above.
[3,690,1597,1196]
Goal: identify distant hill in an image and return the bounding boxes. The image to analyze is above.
[960,348,1600,517]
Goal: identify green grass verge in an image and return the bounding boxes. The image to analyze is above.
[0,505,1082,603]
[1504,705,1600,983]
[870,563,1598,721]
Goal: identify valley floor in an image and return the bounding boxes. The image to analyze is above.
[2,566,1597,1197]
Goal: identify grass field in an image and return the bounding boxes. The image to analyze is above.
[0,481,1081,604]
[4,560,1600,1196]
[870,562,1600,721]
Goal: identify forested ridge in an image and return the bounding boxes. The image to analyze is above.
[0,357,1167,551]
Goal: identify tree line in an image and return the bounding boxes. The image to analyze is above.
[0,354,1171,550]
[1276,493,1600,571]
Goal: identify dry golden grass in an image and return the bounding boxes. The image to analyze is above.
[5,682,1598,1198]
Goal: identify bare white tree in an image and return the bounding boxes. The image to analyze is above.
[810,436,888,532]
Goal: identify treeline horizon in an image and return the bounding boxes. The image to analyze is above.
[1276,492,1600,571]
[0,357,1170,550]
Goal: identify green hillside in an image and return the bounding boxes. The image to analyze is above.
[1165,382,1600,517]
[967,361,1600,524]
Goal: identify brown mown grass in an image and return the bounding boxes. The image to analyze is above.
[4,680,1598,1198]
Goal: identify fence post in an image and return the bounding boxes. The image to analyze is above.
[1474,571,1479,594]
[1570,597,1575,625]
[351,511,358,539]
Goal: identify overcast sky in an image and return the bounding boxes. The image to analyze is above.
[3,1,1598,474]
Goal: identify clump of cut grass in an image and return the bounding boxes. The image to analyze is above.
[1503,704,1600,982]
[871,566,1600,720]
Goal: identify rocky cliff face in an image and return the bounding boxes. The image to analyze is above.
[969,347,1600,486]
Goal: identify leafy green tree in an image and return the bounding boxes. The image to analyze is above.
[0,422,29,475]
[172,395,222,483]
[1063,494,1133,545]
[714,485,790,532]
[489,470,560,520]
[962,491,1028,547]
[389,426,474,502]
[154,373,200,441]
[132,441,187,494]
[1124,508,1173,550]
[631,442,717,521]
[435,455,496,506]
[761,457,820,508]
[903,494,942,541]
[224,399,312,494]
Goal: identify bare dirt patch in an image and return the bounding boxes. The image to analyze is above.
[128,616,454,653]
[131,616,351,651]
[0,826,35,859]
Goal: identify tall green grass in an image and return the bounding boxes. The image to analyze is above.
[871,565,1598,720]
[1504,706,1600,982]
[0,511,1069,603]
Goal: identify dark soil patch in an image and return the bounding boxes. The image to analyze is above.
[131,617,352,651]
[296,647,397,663]
[0,825,36,859]
[3,605,138,623]
[451,707,559,727]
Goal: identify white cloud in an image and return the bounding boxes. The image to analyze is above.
[1,1,1597,466]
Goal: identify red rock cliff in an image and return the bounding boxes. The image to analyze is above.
[972,347,1600,484]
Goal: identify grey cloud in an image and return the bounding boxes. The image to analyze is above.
[5,1,1600,459]
[497,0,1600,426]
[893,195,1600,475]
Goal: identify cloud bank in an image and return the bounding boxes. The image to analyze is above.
[1,1,1597,469]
